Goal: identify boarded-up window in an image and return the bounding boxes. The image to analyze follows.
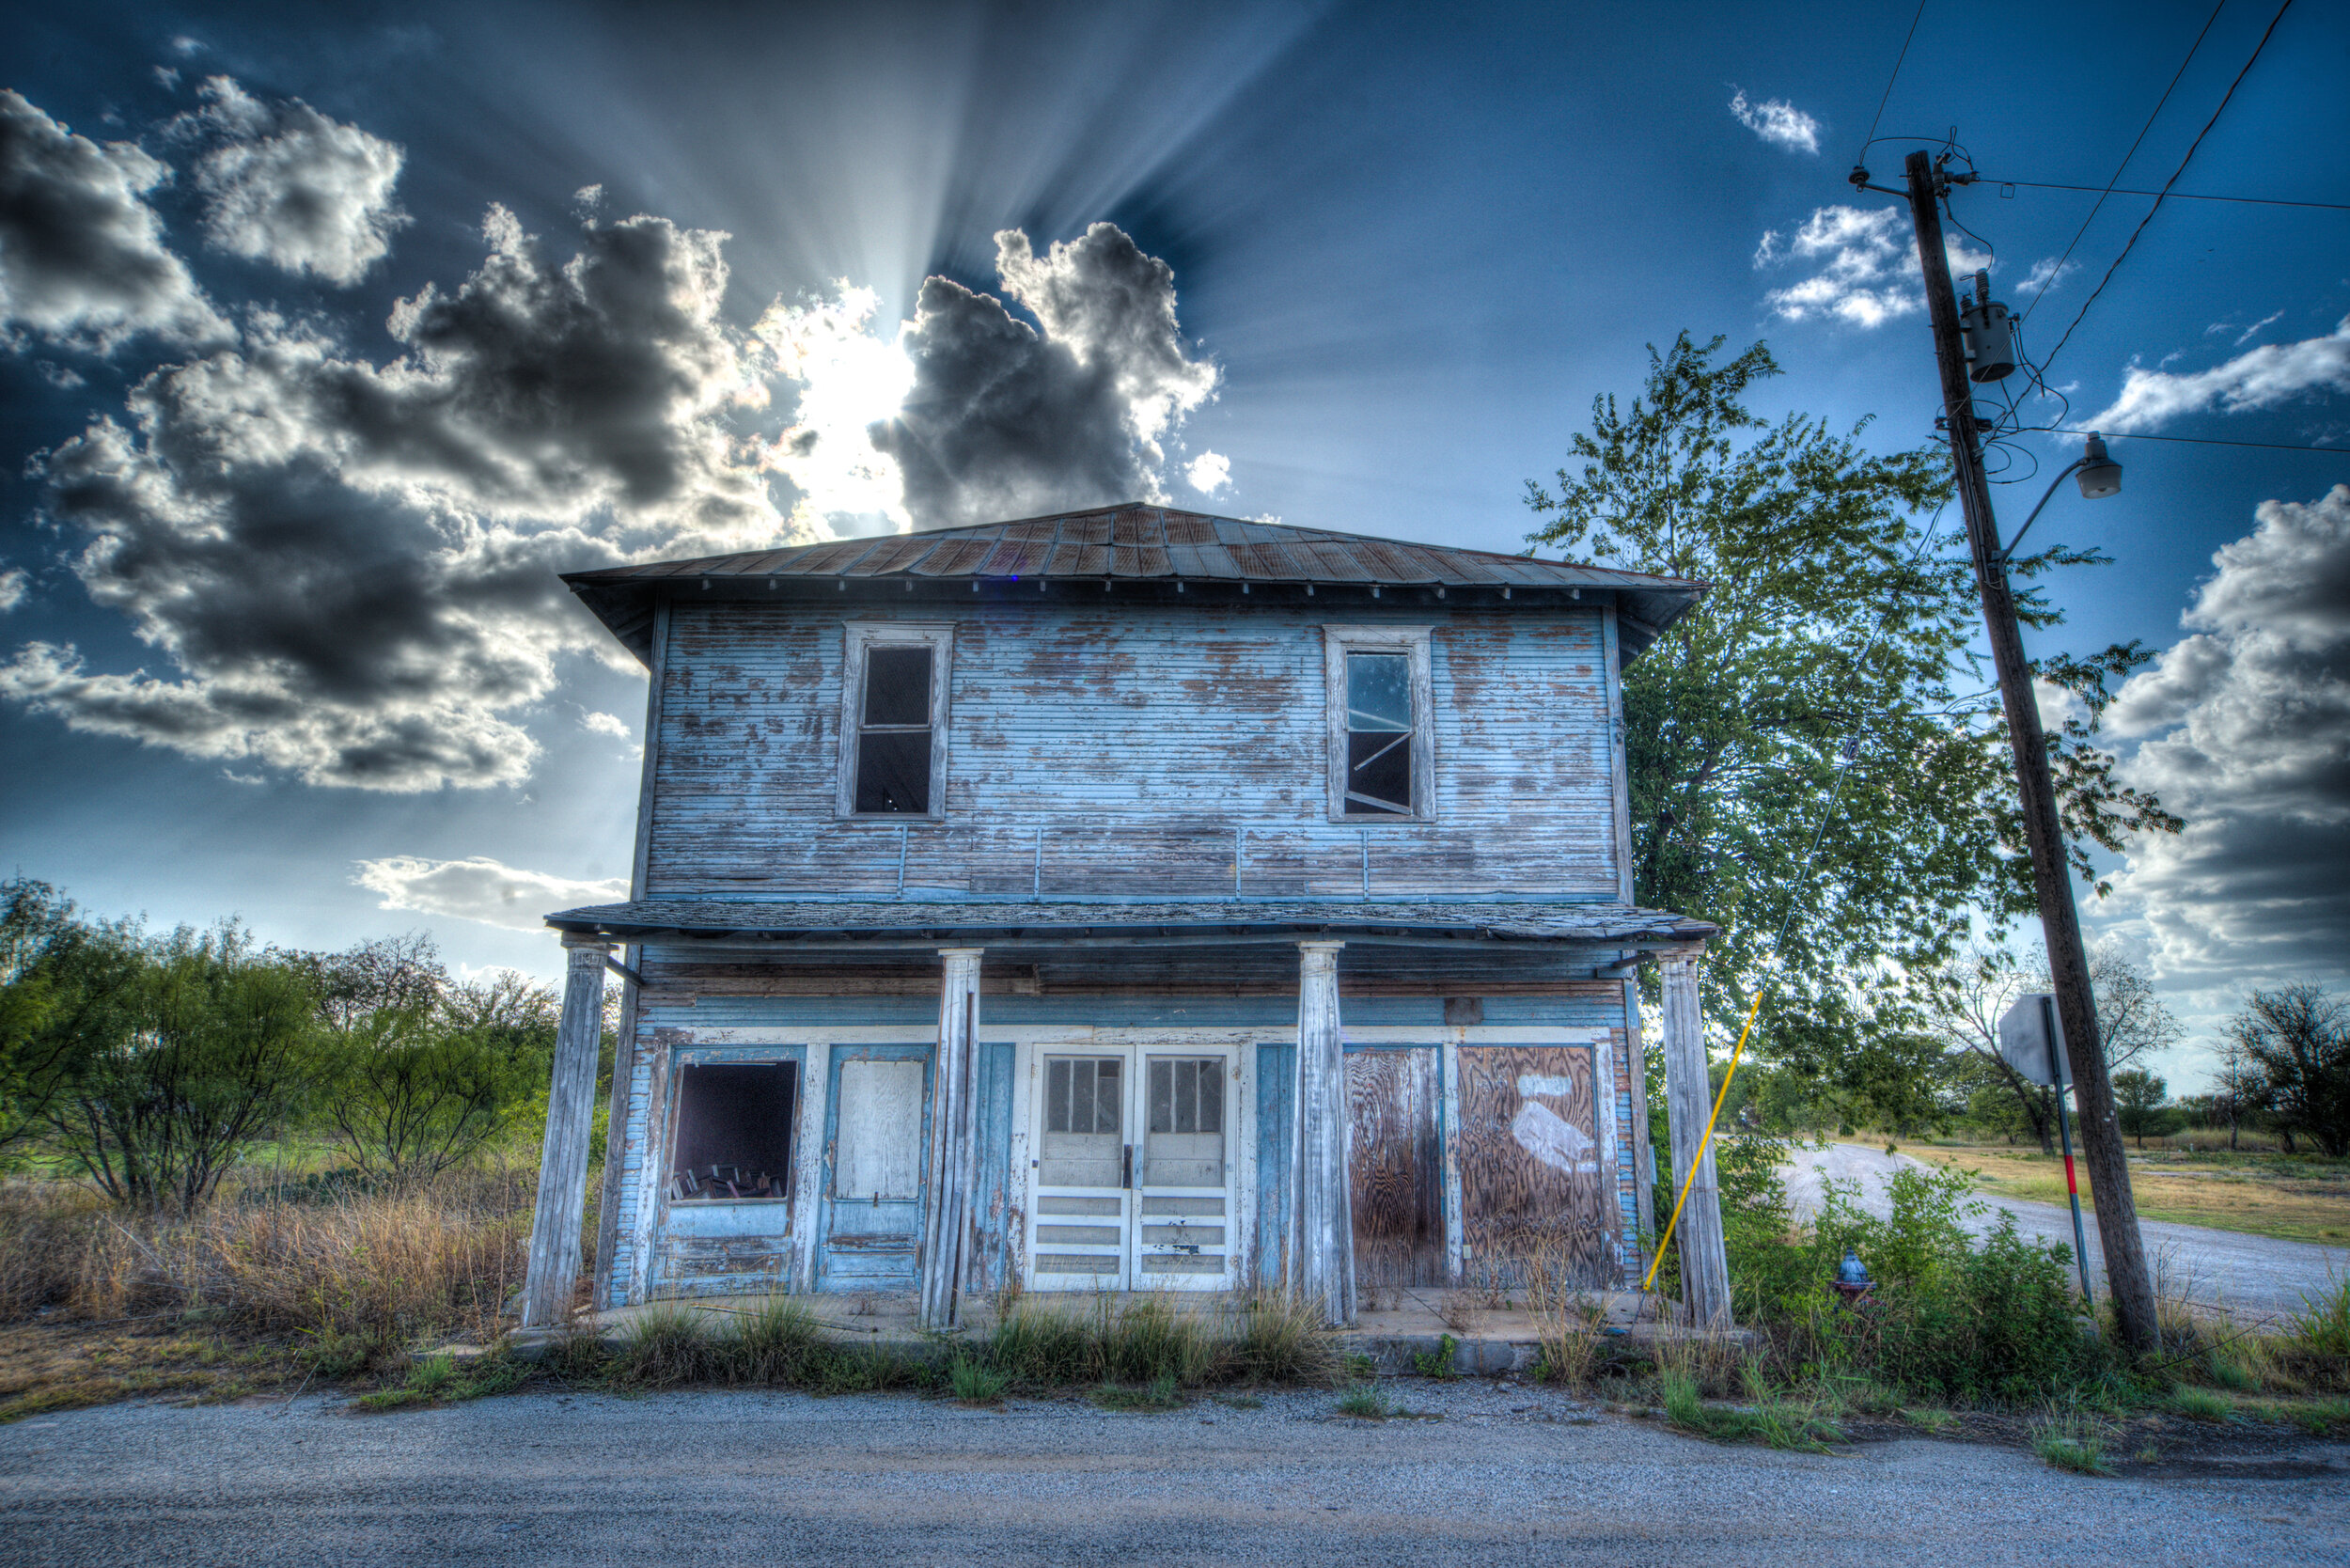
[832,1057,926,1200]
[668,1061,797,1201]
[1455,1045,1616,1286]
[1346,1048,1445,1286]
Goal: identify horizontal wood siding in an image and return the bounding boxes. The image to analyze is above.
[644,603,1618,899]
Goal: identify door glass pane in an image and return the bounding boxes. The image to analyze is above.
[1142,1058,1224,1187]
[1039,1055,1122,1187]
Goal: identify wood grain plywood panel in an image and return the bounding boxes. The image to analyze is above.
[1455,1044,1615,1286]
[1346,1048,1445,1287]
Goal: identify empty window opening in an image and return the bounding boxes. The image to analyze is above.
[854,645,932,813]
[1344,651,1414,815]
[668,1061,798,1201]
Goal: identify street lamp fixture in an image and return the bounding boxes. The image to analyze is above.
[1999,433,2122,564]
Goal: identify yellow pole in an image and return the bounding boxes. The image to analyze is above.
[1640,985,1767,1294]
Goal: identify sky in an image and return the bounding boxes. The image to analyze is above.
[1,0,2343,1087]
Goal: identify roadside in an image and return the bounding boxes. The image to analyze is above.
[1904,1143,2350,1247]
[2,1385,2343,1567]
[1784,1143,2348,1320]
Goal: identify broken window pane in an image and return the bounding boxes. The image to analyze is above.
[864,646,932,727]
[1347,652,1411,731]
[1344,651,1414,815]
[855,730,930,813]
[668,1061,797,1201]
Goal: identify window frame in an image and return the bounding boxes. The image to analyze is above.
[1322,624,1436,823]
[837,622,955,820]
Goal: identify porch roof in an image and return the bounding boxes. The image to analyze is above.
[543,897,1716,951]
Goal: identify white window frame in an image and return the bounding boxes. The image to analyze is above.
[1322,624,1435,823]
[837,622,954,820]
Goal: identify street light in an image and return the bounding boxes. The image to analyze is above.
[1999,433,2123,564]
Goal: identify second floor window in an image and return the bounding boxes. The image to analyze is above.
[839,624,952,817]
[1323,625,1434,821]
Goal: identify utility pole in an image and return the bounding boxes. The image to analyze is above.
[1903,148,2159,1354]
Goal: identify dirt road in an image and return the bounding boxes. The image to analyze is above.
[1,1386,2345,1567]
[1784,1143,2345,1320]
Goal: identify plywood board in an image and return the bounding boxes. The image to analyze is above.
[1346,1048,1446,1287]
[1454,1044,1615,1286]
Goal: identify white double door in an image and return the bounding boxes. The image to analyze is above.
[1026,1043,1238,1291]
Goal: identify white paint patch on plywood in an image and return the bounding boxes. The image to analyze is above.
[1511,1100,1597,1174]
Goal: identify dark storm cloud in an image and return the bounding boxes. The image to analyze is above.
[177,77,408,286]
[0,207,793,790]
[868,224,1216,527]
[0,89,227,352]
[2107,484,2350,992]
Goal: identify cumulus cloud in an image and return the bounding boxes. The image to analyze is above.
[0,207,795,790]
[1184,450,1230,495]
[755,284,915,532]
[864,224,1218,527]
[0,89,227,352]
[178,76,406,285]
[0,569,24,612]
[2104,485,2350,994]
[353,855,628,931]
[2087,317,2350,433]
[579,709,630,738]
[1755,205,1989,329]
[1729,89,1820,154]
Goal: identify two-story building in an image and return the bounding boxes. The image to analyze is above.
[518,505,1728,1330]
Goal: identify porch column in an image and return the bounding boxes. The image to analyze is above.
[522,936,612,1328]
[1292,940,1355,1326]
[1659,951,1731,1326]
[919,947,984,1329]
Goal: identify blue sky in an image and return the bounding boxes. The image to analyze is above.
[2,0,2343,1082]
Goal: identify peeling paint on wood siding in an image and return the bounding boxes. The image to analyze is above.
[643,603,1620,899]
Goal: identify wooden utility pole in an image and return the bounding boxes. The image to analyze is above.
[1903,149,2158,1353]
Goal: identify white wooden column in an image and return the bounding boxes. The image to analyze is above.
[1292,940,1355,1326]
[919,947,983,1329]
[1659,951,1731,1326]
[522,936,612,1328]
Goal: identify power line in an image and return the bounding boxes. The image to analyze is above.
[1998,178,2350,214]
[2052,428,2347,455]
[1857,0,1931,162]
[2039,0,2298,379]
[2020,0,2226,321]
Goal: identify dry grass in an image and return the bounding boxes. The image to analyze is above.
[1905,1144,2350,1246]
[0,1169,533,1372]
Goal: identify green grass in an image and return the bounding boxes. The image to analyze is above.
[1658,1368,1845,1453]
[2029,1409,2114,1476]
[352,1350,530,1412]
[1336,1383,1396,1419]
[1094,1373,1183,1411]
[1901,1405,1957,1435]
[2170,1385,2234,1422]
[1411,1334,1460,1379]
[948,1355,1008,1405]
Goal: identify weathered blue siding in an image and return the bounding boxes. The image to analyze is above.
[644,601,1621,902]
[1253,1041,1294,1288]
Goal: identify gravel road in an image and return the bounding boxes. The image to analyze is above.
[1784,1143,2346,1319]
[2,1386,2345,1567]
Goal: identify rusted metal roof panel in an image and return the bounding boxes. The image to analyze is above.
[842,536,934,575]
[911,537,995,575]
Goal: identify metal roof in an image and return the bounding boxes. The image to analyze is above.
[561,503,1707,665]
[544,897,1717,949]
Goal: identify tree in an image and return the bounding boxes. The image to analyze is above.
[0,882,148,1160]
[319,970,557,1182]
[2231,986,2350,1158]
[2111,1069,2174,1149]
[1526,335,2177,1092]
[50,924,322,1209]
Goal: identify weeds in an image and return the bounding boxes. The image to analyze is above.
[1335,1383,1395,1419]
[352,1350,530,1412]
[1658,1362,1843,1453]
[1412,1333,1460,1379]
[1094,1373,1182,1411]
[2029,1408,2114,1476]
[949,1356,1008,1405]
[2170,1385,2233,1422]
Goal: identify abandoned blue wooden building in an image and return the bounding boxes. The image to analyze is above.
[518,505,1724,1329]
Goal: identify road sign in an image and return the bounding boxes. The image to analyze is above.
[1998,993,2073,1089]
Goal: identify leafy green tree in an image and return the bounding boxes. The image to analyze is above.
[1526,334,2178,1088]
[51,924,322,1209]
[320,970,557,1181]
[2111,1069,2176,1149]
[0,881,147,1160]
[2232,985,2350,1158]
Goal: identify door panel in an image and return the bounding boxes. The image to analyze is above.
[1026,1045,1240,1290]
[1346,1047,1446,1288]
[818,1045,932,1288]
[1454,1044,1614,1287]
